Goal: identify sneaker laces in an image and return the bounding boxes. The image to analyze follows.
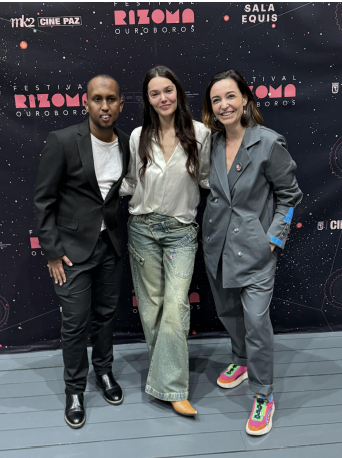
[226,364,237,375]
[252,395,272,420]
[252,397,266,420]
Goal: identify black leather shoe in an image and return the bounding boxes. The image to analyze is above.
[96,372,123,405]
[64,393,86,429]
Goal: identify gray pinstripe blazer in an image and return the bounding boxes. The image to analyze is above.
[202,124,303,288]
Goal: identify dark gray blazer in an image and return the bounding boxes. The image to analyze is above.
[202,124,303,288]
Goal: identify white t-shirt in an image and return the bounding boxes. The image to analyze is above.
[91,134,123,230]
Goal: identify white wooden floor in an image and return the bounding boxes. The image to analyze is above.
[0,332,342,457]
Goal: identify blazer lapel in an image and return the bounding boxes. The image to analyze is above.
[213,132,231,204]
[228,125,261,192]
[77,120,103,200]
[228,144,251,192]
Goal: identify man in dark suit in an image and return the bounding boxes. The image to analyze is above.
[34,75,130,429]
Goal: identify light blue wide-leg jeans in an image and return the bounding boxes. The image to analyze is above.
[128,213,198,401]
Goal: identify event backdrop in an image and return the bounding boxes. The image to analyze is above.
[1,2,342,353]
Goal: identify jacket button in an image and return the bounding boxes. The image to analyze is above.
[238,252,243,257]
[214,198,218,203]
[207,236,210,241]
[234,228,239,233]
[209,219,212,223]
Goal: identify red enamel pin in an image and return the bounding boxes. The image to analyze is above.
[236,163,242,172]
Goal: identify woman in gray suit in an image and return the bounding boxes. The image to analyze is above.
[202,70,302,436]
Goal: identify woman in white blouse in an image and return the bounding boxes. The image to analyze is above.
[120,65,210,416]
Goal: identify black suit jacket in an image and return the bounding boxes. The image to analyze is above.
[34,119,130,263]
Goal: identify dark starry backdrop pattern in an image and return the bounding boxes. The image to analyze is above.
[0,2,342,352]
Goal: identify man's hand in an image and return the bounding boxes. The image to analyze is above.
[269,243,276,252]
[47,256,73,285]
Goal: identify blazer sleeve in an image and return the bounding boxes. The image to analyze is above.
[33,132,66,259]
[265,136,303,250]
[119,131,138,196]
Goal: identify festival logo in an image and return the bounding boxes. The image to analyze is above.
[248,75,296,108]
[13,83,87,118]
[329,136,342,178]
[113,3,195,35]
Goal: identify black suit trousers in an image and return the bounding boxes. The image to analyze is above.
[54,231,122,395]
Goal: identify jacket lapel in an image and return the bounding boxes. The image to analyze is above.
[228,125,261,192]
[212,132,231,204]
[228,144,251,192]
[77,120,103,200]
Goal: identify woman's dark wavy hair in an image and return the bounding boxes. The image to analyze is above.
[202,69,263,132]
[139,65,199,183]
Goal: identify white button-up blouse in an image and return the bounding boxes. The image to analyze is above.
[120,120,211,224]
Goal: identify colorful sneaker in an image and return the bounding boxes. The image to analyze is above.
[217,363,248,389]
[246,394,275,436]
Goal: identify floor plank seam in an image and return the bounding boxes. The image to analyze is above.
[239,430,248,452]
[2,380,342,400]
[3,358,342,374]
[1,400,342,424]
[4,435,342,454]
[3,343,342,363]
[4,352,342,368]
[1,332,342,359]
[165,442,342,457]
[0,382,338,400]
[1,370,341,388]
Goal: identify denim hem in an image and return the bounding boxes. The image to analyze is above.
[145,384,188,401]
[248,380,274,396]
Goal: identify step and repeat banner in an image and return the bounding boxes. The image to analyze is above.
[1,2,342,352]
